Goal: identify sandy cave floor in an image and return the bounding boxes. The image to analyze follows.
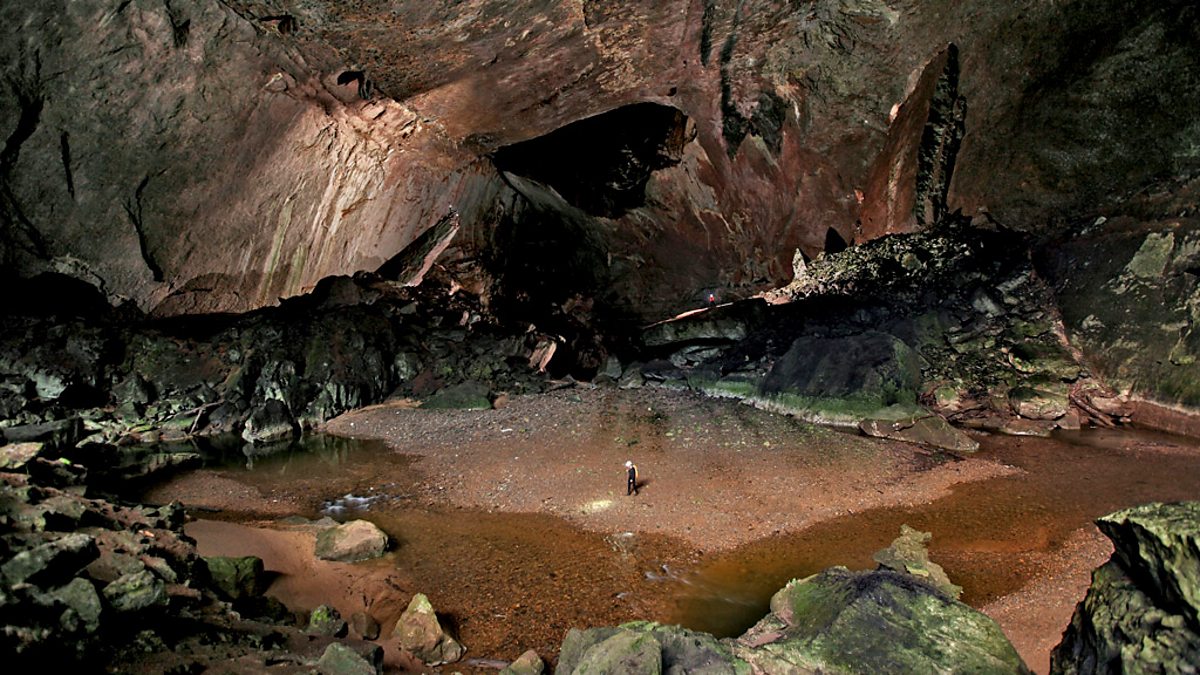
[143,387,1139,673]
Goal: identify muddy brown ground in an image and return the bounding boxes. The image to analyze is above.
[144,388,1199,673]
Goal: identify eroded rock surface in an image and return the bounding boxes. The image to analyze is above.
[1052,502,1200,674]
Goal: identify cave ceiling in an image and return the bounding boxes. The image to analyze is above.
[0,0,1197,320]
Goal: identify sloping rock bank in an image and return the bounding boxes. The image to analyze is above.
[1052,502,1200,673]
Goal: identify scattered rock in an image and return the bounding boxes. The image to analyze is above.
[351,611,380,641]
[859,414,980,453]
[872,524,962,599]
[308,604,349,637]
[314,520,390,562]
[316,642,380,675]
[0,442,46,471]
[1,532,99,586]
[393,593,464,665]
[102,569,168,613]
[205,556,267,601]
[500,648,545,675]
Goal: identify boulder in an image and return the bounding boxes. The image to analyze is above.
[1052,502,1200,673]
[351,612,380,641]
[556,622,741,675]
[204,556,267,601]
[1051,559,1200,674]
[735,568,1029,673]
[242,399,297,444]
[759,331,925,426]
[1,419,83,450]
[1096,501,1200,626]
[1,533,99,586]
[872,525,962,599]
[566,628,662,675]
[500,649,545,675]
[102,569,167,613]
[0,442,46,471]
[49,577,103,634]
[392,593,464,666]
[307,604,348,637]
[315,520,390,563]
[859,415,980,454]
[421,381,493,410]
[316,642,380,675]
[1008,385,1070,421]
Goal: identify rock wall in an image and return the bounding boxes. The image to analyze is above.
[4,0,1198,322]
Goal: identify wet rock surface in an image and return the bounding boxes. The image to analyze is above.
[1052,502,1200,674]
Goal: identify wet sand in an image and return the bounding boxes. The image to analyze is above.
[145,388,1200,673]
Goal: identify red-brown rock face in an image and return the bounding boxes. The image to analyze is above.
[2,0,1197,321]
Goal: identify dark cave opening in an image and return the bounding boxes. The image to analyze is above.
[491,102,691,218]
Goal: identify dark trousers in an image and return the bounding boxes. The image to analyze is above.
[627,472,638,495]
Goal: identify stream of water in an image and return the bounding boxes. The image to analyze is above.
[165,424,1200,666]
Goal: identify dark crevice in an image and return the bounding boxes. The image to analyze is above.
[716,2,784,157]
[914,44,966,228]
[124,174,164,282]
[60,131,75,199]
[1,55,50,260]
[258,14,297,35]
[162,0,190,48]
[700,1,717,66]
[824,227,849,255]
[336,70,372,99]
[492,102,691,218]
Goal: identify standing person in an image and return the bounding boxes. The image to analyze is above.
[625,460,639,496]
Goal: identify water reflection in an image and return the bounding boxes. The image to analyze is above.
[665,428,1200,638]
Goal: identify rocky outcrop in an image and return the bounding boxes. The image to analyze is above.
[392,593,465,666]
[660,219,1093,447]
[1041,219,1200,435]
[0,273,550,450]
[1052,502,1200,673]
[314,519,389,563]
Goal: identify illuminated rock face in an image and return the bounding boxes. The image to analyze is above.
[1,0,1198,322]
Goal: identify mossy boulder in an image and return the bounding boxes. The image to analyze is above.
[736,568,1029,673]
[1096,501,1200,626]
[307,604,348,637]
[757,331,926,426]
[556,621,744,675]
[1052,502,1200,673]
[204,555,266,601]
